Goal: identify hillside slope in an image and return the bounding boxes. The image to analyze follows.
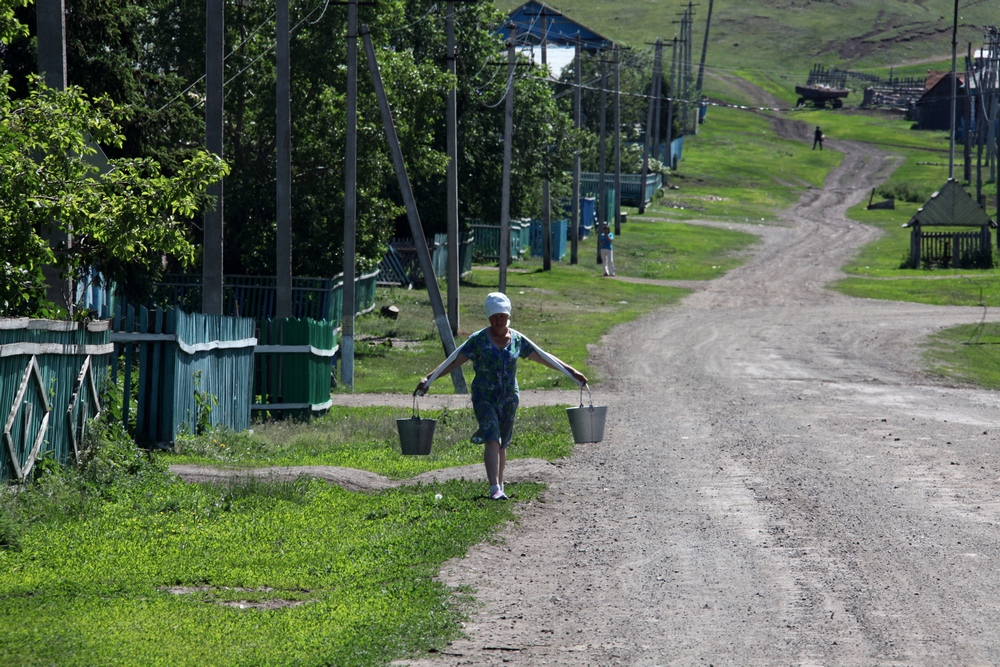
[495,0,995,79]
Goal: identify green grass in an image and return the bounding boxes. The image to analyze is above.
[647,106,841,223]
[924,323,1000,389]
[834,275,1000,306]
[612,215,758,279]
[347,264,691,393]
[167,405,575,475]
[494,0,991,74]
[0,419,543,667]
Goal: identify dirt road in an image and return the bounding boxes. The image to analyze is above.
[394,124,1000,663]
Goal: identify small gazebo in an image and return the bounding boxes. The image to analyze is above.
[902,179,996,269]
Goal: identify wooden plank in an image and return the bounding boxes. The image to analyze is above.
[136,306,149,439]
[122,304,134,431]
[150,308,164,442]
[163,308,177,443]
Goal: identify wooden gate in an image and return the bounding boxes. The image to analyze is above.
[0,319,110,481]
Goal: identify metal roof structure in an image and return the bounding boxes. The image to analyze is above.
[497,1,615,52]
[903,179,996,228]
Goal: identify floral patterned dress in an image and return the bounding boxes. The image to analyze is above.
[461,327,536,448]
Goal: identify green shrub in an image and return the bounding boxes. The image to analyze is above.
[877,180,931,204]
[78,417,165,495]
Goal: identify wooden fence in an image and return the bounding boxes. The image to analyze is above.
[150,271,379,327]
[1,319,111,481]
[579,172,662,208]
[470,221,531,262]
[254,317,337,417]
[910,228,993,269]
[110,306,257,444]
[529,219,568,260]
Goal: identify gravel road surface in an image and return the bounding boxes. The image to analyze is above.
[391,126,1000,664]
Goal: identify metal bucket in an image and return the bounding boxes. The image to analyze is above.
[566,386,607,443]
[398,396,436,455]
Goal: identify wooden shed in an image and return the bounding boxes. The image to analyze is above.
[902,179,995,269]
[912,72,969,131]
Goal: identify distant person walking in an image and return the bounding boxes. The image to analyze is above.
[598,224,615,277]
[813,126,824,150]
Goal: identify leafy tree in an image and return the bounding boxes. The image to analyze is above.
[4,0,582,284]
[0,73,228,317]
[0,0,27,42]
[397,1,580,232]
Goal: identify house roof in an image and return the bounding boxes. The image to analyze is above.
[497,1,615,52]
[903,178,996,228]
[922,70,966,91]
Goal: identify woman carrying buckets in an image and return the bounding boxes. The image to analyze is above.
[415,292,588,500]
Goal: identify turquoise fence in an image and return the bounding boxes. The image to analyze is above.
[529,219,568,261]
[470,220,531,262]
[254,317,337,418]
[1,318,111,482]
[110,306,256,444]
[150,271,379,327]
[432,231,475,279]
[579,172,662,208]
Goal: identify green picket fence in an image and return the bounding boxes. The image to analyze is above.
[579,172,662,208]
[432,231,475,278]
[110,305,257,444]
[470,220,531,262]
[0,318,111,482]
[254,317,337,419]
[150,271,379,326]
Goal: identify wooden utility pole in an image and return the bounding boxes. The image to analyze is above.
[613,47,622,235]
[598,56,607,241]
[342,0,358,388]
[949,0,958,180]
[541,14,552,271]
[965,43,973,185]
[36,0,66,90]
[361,26,467,393]
[695,0,714,98]
[499,27,516,293]
[203,0,224,315]
[36,0,72,312]
[666,36,678,169]
[638,39,662,215]
[275,0,292,320]
[571,36,581,264]
[446,1,460,332]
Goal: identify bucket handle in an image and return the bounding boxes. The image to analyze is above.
[578,383,593,408]
[412,394,422,420]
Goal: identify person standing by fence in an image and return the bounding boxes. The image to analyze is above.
[415,292,588,500]
[598,224,615,276]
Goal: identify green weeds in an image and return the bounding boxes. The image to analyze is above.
[171,405,574,477]
[0,414,542,666]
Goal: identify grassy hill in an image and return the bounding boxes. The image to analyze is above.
[495,0,995,86]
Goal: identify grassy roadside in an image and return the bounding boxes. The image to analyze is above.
[166,405,575,474]
[0,189,762,665]
[649,105,841,224]
[0,418,558,667]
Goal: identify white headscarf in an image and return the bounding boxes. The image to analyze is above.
[484,292,511,320]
